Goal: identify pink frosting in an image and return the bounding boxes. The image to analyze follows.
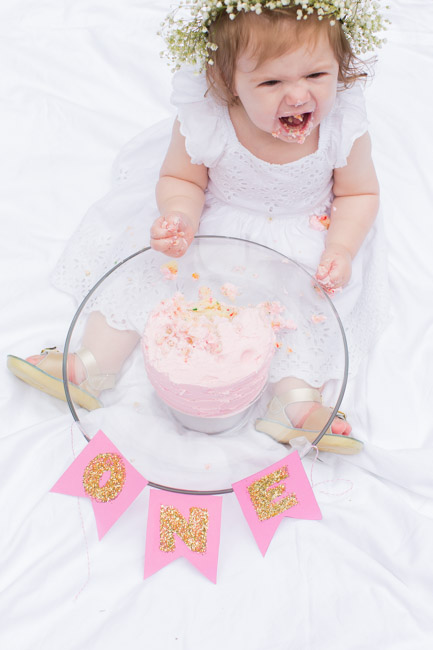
[142,292,276,417]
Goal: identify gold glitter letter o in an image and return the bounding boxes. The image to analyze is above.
[82,453,126,503]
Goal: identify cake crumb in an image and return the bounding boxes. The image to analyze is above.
[220,282,240,301]
[161,261,178,279]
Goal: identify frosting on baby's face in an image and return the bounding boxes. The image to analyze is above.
[233,28,339,146]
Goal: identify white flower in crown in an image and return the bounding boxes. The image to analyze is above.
[159,0,390,71]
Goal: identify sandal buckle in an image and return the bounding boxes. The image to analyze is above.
[40,346,59,354]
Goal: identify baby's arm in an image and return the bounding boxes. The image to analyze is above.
[151,119,208,257]
[316,132,379,291]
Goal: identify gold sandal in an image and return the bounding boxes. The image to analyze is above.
[255,387,363,455]
[7,347,116,411]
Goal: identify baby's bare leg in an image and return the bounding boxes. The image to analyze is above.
[79,311,140,378]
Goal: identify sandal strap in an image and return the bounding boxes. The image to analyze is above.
[75,348,116,391]
[266,387,322,429]
[274,387,322,407]
[256,387,327,442]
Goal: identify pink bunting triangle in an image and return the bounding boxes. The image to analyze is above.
[144,489,223,583]
[51,430,148,539]
[232,451,321,555]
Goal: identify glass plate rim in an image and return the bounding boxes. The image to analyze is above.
[62,235,349,495]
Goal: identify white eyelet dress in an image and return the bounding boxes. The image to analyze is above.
[51,66,389,381]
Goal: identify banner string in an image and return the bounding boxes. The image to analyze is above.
[70,423,92,600]
[309,446,354,497]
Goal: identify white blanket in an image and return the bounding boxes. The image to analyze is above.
[2,1,433,648]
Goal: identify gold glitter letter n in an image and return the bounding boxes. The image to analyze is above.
[247,466,298,521]
[159,506,209,554]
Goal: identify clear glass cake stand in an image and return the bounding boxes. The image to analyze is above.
[62,236,348,495]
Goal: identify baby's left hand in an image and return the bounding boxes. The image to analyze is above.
[315,244,352,294]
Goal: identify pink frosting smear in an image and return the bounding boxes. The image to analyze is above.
[142,290,276,417]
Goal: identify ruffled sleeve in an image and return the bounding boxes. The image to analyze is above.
[329,83,369,168]
[171,66,227,168]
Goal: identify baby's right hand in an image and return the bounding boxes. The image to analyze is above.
[150,212,195,258]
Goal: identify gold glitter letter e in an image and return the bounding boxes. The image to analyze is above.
[247,466,298,521]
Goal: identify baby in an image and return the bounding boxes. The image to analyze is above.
[149,1,387,451]
[8,1,389,454]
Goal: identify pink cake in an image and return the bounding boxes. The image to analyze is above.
[142,289,276,418]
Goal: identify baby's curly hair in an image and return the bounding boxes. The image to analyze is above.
[206,8,371,105]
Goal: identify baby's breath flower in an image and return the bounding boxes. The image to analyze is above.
[160,0,390,72]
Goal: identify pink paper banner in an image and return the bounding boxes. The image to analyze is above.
[51,430,148,539]
[232,451,321,555]
[144,489,223,583]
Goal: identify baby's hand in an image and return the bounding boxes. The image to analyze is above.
[150,212,195,258]
[315,244,352,294]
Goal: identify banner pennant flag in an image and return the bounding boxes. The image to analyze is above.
[51,430,148,539]
[144,489,223,583]
[232,451,321,556]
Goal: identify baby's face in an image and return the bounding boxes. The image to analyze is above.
[233,29,339,144]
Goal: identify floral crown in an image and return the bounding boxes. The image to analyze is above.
[160,0,389,71]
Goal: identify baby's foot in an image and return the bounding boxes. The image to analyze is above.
[7,349,103,410]
[274,376,352,436]
[286,401,352,436]
[26,351,86,385]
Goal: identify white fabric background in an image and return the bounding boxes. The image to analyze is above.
[1,1,433,649]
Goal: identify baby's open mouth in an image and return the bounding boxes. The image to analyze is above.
[279,112,311,132]
[272,111,314,144]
